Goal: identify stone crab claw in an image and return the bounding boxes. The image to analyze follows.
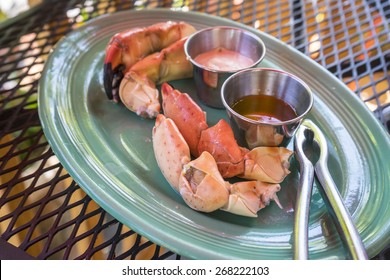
[161,82,208,156]
[152,114,191,191]
[198,119,293,183]
[197,119,247,178]
[104,21,196,102]
[222,181,282,217]
[119,37,194,118]
[179,151,230,212]
[152,116,229,213]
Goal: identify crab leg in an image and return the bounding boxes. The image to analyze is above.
[104,21,196,102]
[119,38,194,118]
[197,119,247,178]
[198,119,293,183]
[152,114,191,191]
[161,83,208,156]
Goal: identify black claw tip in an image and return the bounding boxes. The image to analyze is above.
[104,62,114,100]
[104,63,125,102]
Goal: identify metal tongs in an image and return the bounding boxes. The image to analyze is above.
[293,119,368,260]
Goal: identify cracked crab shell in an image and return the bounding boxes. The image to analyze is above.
[152,114,191,191]
[221,181,281,217]
[242,147,293,183]
[179,151,229,212]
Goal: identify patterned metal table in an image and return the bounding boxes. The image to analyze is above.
[0,0,389,260]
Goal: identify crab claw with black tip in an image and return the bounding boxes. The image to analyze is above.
[102,21,196,103]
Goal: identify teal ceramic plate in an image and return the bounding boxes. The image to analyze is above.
[38,9,390,259]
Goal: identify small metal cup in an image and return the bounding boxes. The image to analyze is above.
[184,26,266,108]
[221,68,313,148]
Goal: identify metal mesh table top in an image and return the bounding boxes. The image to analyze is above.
[0,0,389,260]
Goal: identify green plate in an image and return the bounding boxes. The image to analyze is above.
[38,9,390,259]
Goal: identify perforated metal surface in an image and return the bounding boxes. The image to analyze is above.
[0,0,389,260]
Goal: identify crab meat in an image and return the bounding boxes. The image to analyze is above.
[222,181,282,217]
[179,151,229,212]
[161,82,208,156]
[152,114,191,191]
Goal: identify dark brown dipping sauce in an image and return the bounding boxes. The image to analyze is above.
[231,95,297,123]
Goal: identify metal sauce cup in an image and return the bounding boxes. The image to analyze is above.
[184,26,266,108]
[221,68,313,148]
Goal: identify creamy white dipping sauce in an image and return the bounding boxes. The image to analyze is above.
[194,47,254,71]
